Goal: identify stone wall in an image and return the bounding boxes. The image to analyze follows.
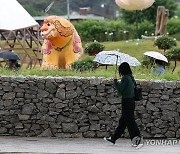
[0,76,179,138]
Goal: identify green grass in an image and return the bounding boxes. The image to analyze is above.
[0,64,179,81]
[0,40,179,80]
[102,40,175,60]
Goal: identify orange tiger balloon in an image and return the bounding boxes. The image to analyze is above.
[40,16,83,69]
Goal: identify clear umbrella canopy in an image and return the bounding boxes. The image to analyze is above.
[93,50,141,66]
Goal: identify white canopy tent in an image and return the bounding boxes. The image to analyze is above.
[0,0,42,68]
[0,0,39,31]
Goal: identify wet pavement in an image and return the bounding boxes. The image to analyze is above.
[0,136,179,154]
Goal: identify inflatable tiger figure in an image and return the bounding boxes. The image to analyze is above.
[40,16,83,69]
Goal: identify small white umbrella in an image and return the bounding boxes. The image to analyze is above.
[144,51,168,63]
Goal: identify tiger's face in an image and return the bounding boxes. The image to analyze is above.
[40,16,74,40]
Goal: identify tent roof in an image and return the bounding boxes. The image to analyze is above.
[0,0,39,31]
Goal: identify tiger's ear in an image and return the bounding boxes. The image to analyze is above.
[53,20,73,37]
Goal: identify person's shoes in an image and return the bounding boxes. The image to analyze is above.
[104,137,115,144]
[131,136,144,149]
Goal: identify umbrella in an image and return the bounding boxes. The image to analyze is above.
[93,50,141,66]
[144,51,168,63]
[0,50,20,60]
[93,50,141,77]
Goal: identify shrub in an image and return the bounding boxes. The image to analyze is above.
[73,19,134,41]
[167,18,180,35]
[84,42,105,55]
[73,19,179,41]
[154,35,177,51]
[165,47,180,72]
[138,20,155,37]
[71,57,97,72]
[73,19,107,42]
[165,47,180,60]
[141,56,154,67]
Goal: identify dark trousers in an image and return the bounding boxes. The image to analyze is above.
[111,97,140,141]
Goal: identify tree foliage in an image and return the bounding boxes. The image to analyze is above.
[175,3,180,17]
[167,18,180,35]
[73,19,156,41]
[17,0,117,17]
[18,0,50,16]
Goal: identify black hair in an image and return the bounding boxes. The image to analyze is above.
[118,62,132,76]
[155,59,164,66]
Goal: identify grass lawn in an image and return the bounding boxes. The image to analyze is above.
[102,39,180,61]
[0,40,179,80]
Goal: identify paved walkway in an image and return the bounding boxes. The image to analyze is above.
[0,136,179,154]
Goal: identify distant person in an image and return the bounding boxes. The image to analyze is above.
[6,59,21,71]
[151,59,165,75]
[104,62,143,148]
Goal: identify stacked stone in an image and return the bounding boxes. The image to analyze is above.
[135,80,180,138]
[0,76,179,138]
[0,76,120,138]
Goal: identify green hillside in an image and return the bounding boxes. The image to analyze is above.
[17,0,117,17]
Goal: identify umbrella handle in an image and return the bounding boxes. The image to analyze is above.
[115,55,118,78]
[151,59,155,67]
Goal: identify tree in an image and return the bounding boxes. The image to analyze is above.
[165,47,180,72]
[18,0,51,16]
[118,0,177,24]
[175,2,180,17]
[17,0,117,17]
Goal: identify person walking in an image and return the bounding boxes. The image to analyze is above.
[104,62,143,148]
